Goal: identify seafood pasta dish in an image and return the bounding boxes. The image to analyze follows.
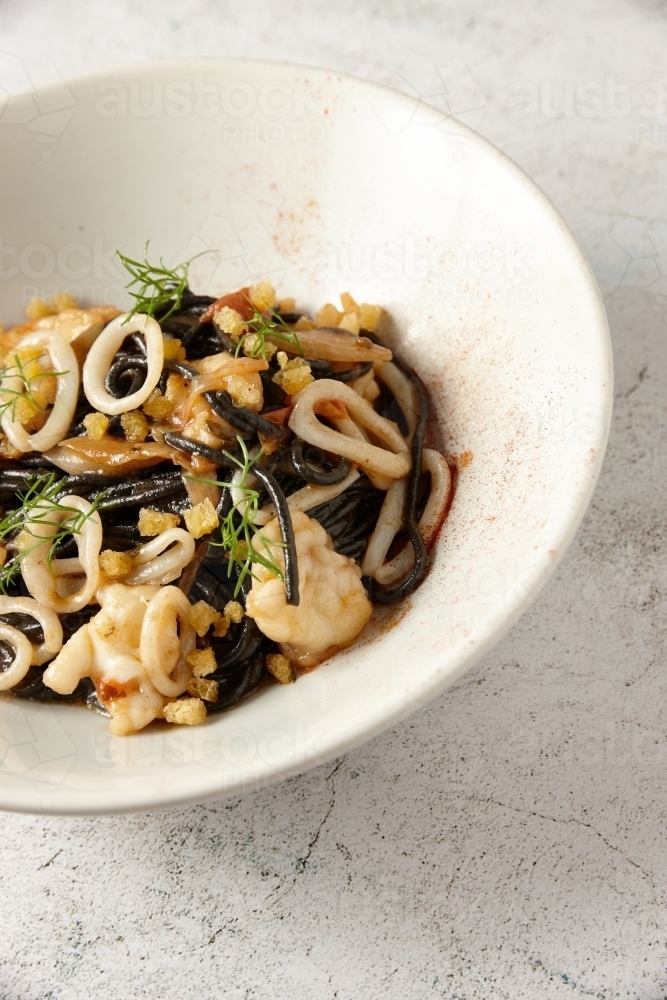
[0,247,451,735]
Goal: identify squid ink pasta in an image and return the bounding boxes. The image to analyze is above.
[0,246,452,735]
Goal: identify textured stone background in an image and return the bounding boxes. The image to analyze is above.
[1,1,667,997]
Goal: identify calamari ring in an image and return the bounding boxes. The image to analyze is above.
[0,596,63,666]
[0,330,79,452]
[20,495,102,613]
[375,360,420,443]
[288,379,410,479]
[0,623,33,691]
[124,528,196,586]
[82,312,164,415]
[139,586,196,698]
[362,450,451,583]
[360,477,407,579]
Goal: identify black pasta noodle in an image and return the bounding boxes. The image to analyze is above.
[0,275,449,731]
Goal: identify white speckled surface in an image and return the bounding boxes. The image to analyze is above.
[0,1,665,996]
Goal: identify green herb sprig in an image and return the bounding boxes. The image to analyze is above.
[188,438,285,596]
[0,353,68,423]
[116,242,205,323]
[0,473,107,593]
[236,301,303,362]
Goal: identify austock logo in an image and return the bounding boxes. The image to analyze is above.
[94,74,328,146]
[0,209,289,311]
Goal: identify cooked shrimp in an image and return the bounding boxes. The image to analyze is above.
[43,582,195,735]
[245,511,372,668]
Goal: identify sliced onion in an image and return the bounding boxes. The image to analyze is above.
[270,327,391,363]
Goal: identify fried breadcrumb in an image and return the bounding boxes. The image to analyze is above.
[187,677,219,701]
[163,698,207,726]
[99,549,132,578]
[266,653,296,684]
[138,508,180,536]
[188,600,220,637]
[183,498,219,539]
[120,409,149,443]
[83,412,109,441]
[187,647,217,678]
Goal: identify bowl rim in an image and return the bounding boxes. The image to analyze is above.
[0,56,613,815]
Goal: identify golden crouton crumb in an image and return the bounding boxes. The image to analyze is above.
[315,302,341,327]
[360,303,382,332]
[224,600,244,624]
[242,332,276,360]
[120,409,149,443]
[162,336,186,362]
[338,311,360,335]
[225,373,262,409]
[12,395,40,424]
[187,647,217,678]
[188,600,221,637]
[25,298,54,321]
[99,549,132,578]
[292,316,317,333]
[51,292,78,313]
[83,412,110,440]
[277,297,296,313]
[339,292,360,315]
[266,653,296,685]
[272,355,313,395]
[183,498,219,539]
[138,508,180,536]
[142,387,174,419]
[212,614,231,638]
[293,315,316,331]
[0,434,22,460]
[214,306,246,341]
[187,677,219,701]
[0,543,7,567]
[249,278,276,312]
[163,698,207,726]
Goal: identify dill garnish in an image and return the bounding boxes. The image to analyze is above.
[187,438,285,596]
[116,242,205,323]
[0,473,107,592]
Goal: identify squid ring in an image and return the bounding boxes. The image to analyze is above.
[139,586,196,697]
[362,450,451,583]
[0,596,63,667]
[83,312,164,414]
[124,528,196,586]
[288,379,411,479]
[375,361,420,443]
[20,495,102,613]
[1,330,79,453]
[0,623,33,691]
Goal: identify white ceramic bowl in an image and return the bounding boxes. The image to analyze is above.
[0,59,611,814]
